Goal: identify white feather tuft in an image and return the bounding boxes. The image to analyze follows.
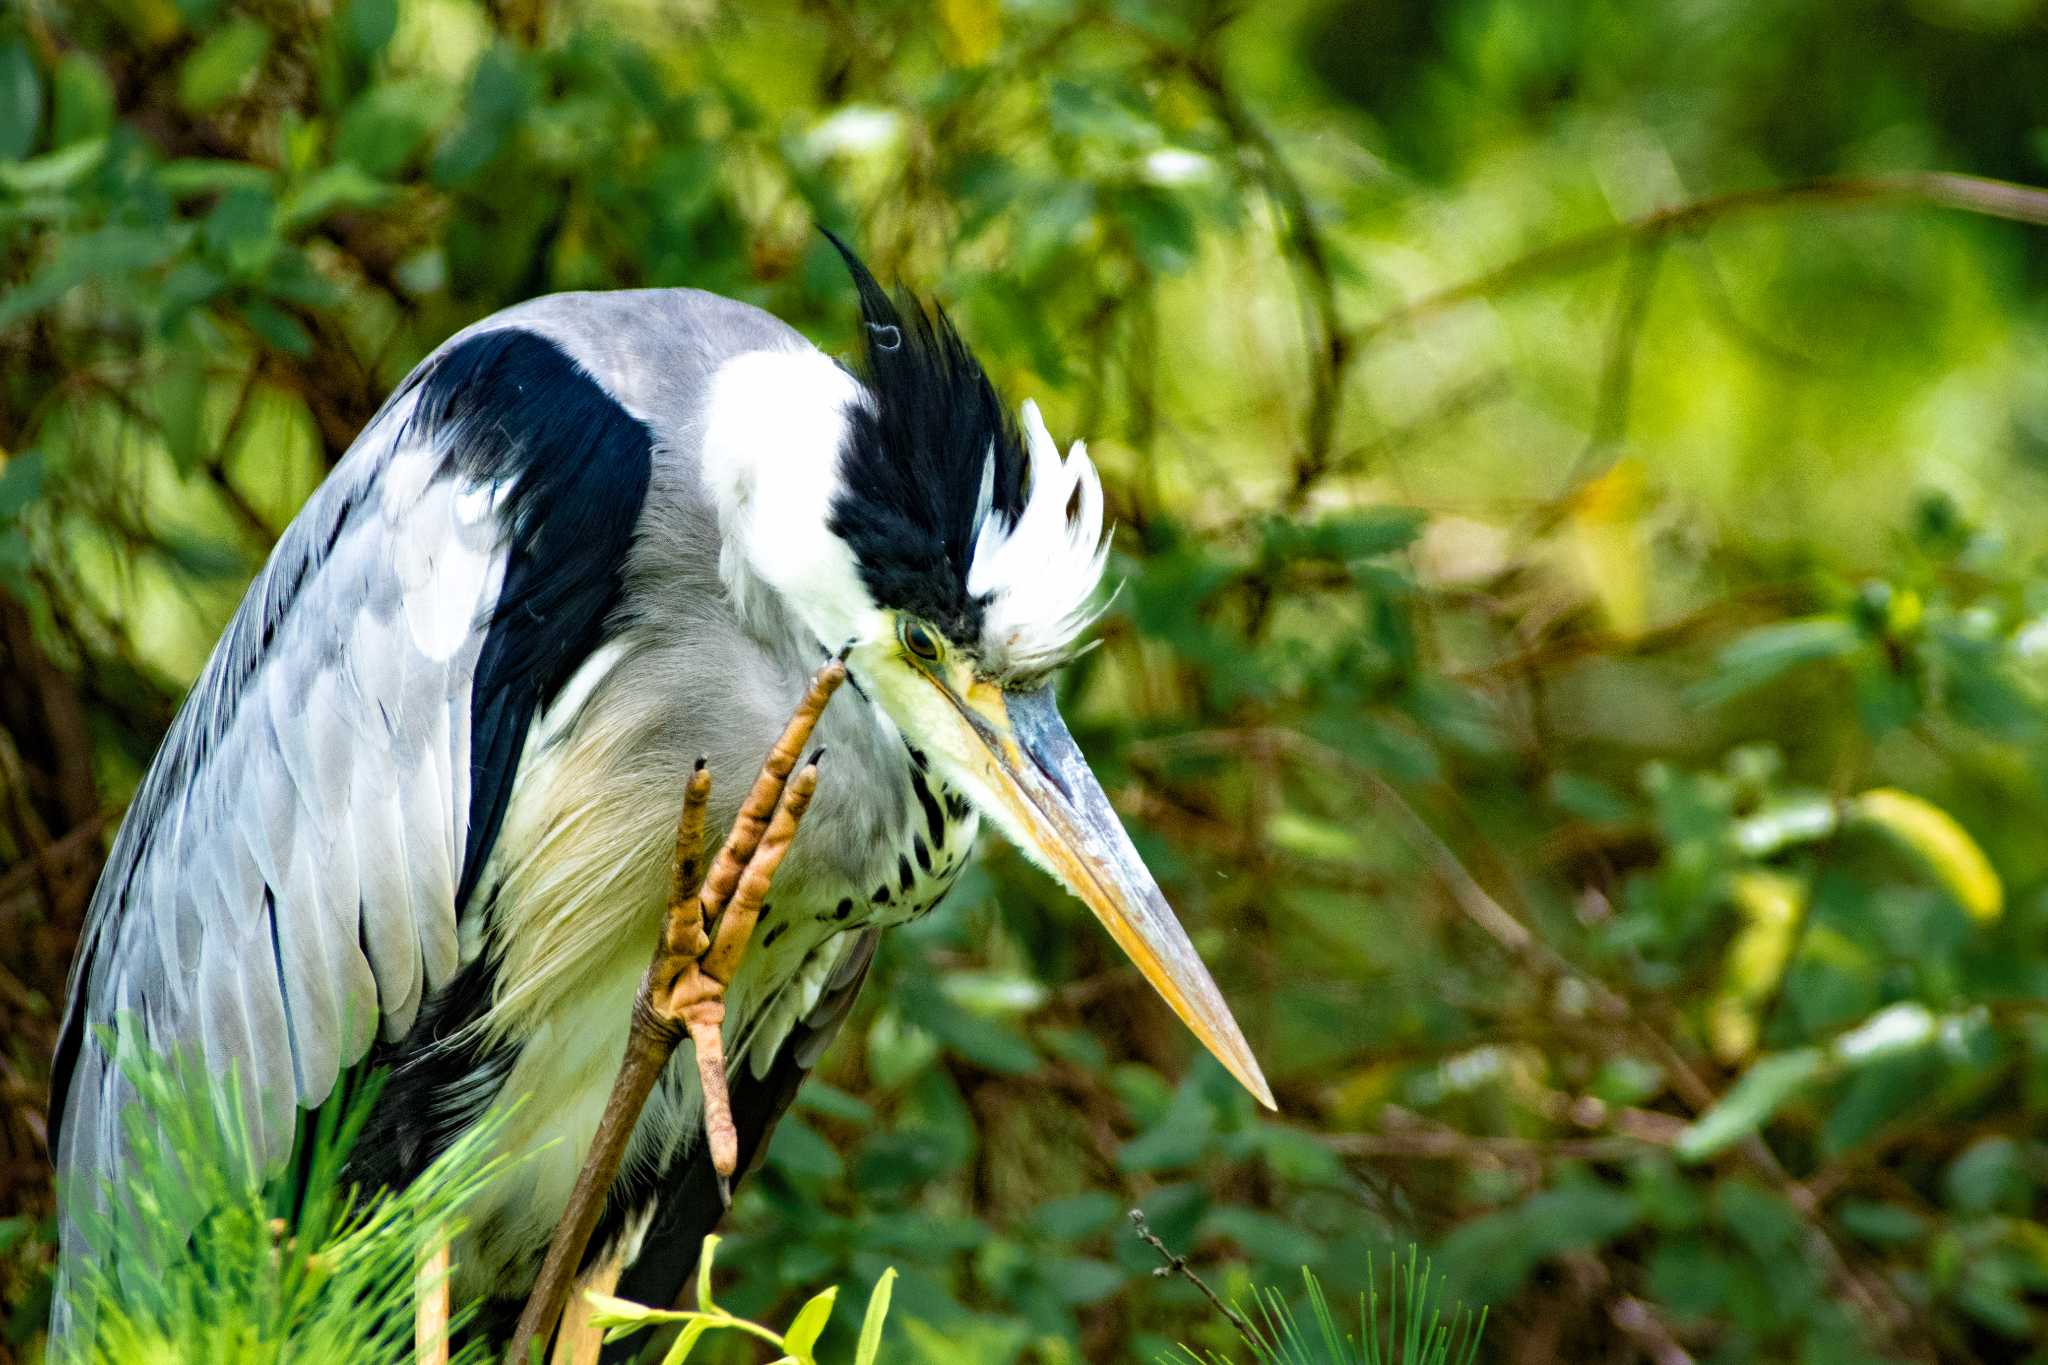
[967,400,1111,672]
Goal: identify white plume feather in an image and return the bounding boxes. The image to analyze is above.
[967,400,1111,672]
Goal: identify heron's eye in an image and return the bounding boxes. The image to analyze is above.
[899,618,942,663]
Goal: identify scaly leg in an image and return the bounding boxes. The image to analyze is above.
[505,656,846,1364]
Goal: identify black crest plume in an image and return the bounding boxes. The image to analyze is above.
[822,229,1027,642]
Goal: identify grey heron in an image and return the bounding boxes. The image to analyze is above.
[49,234,1272,1350]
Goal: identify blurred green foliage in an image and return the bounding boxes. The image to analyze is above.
[8,0,2048,1361]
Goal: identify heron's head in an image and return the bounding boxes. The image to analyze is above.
[699,235,1270,1109]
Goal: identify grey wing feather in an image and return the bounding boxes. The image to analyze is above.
[50,385,508,1284]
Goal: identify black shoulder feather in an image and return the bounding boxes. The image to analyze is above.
[404,327,654,912]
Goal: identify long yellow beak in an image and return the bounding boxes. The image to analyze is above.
[932,676,1274,1110]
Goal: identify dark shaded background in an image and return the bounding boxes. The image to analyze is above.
[7,0,2048,1360]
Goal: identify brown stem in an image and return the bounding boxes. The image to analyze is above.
[1357,172,2048,348]
[1128,1208,1258,1350]
[1175,47,1351,507]
[503,782,707,1365]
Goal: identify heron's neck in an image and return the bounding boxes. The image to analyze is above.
[698,346,881,651]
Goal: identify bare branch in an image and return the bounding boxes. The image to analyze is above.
[1357,172,2048,348]
[1128,1208,1258,1350]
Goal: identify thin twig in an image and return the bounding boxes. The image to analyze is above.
[1562,233,1666,491]
[1356,171,2048,348]
[202,358,277,544]
[1684,239,1826,374]
[1128,1208,1258,1349]
[1608,1296,1696,1365]
[1171,44,1352,506]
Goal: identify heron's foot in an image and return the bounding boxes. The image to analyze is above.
[648,656,845,1199]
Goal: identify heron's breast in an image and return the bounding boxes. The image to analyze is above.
[829,758,978,932]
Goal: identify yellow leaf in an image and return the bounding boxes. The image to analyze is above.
[1324,1061,1401,1127]
[2009,1220,2048,1270]
[935,0,1000,66]
[1850,788,2003,921]
[1566,457,1648,638]
[1266,809,1366,861]
[1707,996,1759,1064]
[1709,870,1806,1063]
[1729,869,1802,927]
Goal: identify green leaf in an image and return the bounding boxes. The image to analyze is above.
[1034,1025,1107,1069]
[1676,1047,1826,1160]
[1027,1192,1120,1241]
[1203,1206,1324,1267]
[0,452,45,523]
[237,298,312,357]
[1837,1200,1928,1245]
[900,1315,1033,1364]
[1714,1178,1804,1264]
[0,138,107,195]
[199,185,281,278]
[341,0,399,61]
[1686,617,1861,708]
[1820,1051,1939,1154]
[0,42,44,161]
[1944,1136,2027,1215]
[1263,509,1427,563]
[1249,1125,1346,1186]
[657,1319,711,1365]
[151,359,210,471]
[1439,1184,1638,1303]
[0,535,31,595]
[941,970,1047,1016]
[696,1233,721,1313]
[853,1268,896,1365]
[795,1079,875,1124]
[178,18,273,114]
[431,45,532,187]
[280,162,396,231]
[899,978,1039,1075]
[1648,1237,1733,1316]
[158,158,275,198]
[781,1286,838,1363]
[1040,1256,1125,1305]
[157,260,229,329]
[583,1291,672,1330]
[0,225,184,327]
[336,78,457,178]
[1111,184,1199,274]
[50,51,115,146]
[1118,1112,1212,1173]
[765,1115,843,1185]
[1548,771,1635,824]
